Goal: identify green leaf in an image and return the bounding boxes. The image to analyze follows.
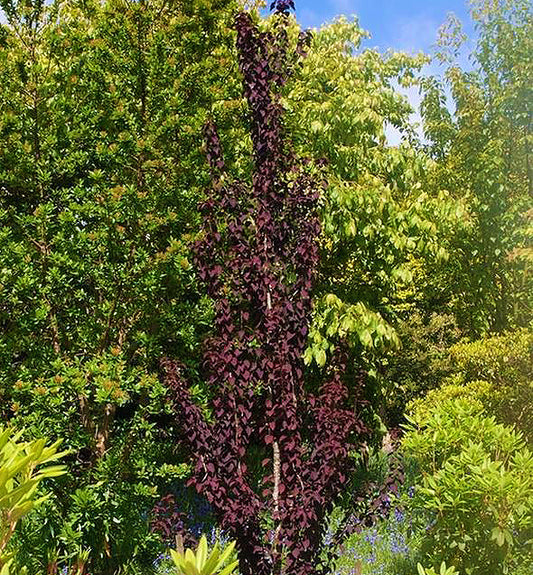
[315,348,327,367]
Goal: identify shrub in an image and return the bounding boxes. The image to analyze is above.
[447,328,531,386]
[416,563,460,575]
[169,534,238,575]
[445,328,532,436]
[9,353,179,574]
[407,328,532,439]
[0,427,67,574]
[402,399,533,574]
[380,313,462,426]
[407,379,493,426]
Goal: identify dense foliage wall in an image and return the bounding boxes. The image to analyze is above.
[420,0,532,334]
[0,0,530,573]
[0,0,241,571]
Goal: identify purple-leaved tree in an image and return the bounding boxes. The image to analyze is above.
[162,2,368,573]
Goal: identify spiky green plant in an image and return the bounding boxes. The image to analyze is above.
[417,562,461,575]
[169,534,238,575]
[0,426,67,573]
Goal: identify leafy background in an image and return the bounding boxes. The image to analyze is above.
[0,0,531,574]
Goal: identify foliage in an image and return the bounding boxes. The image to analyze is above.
[416,563,460,575]
[378,313,462,425]
[420,0,532,334]
[0,0,232,385]
[0,0,530,573]
[0,426,67,573]
[169,534,238,575]
[283,16,462,363]
[0,0,242,570]
[303,296,400,367]
[6,352,191,573]
[164,4,369,574]
[445,327,531,388]
[402,399,533,574]
[25,479,163,572]
[407,328,532,438]
[407,379,493,425]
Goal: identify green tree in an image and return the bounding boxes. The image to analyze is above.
[420,0,532,334]
[0,0,239,571]
[282,16,461,364]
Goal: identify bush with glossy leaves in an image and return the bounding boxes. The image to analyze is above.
[402,399,533,574]
[0,427,67,574]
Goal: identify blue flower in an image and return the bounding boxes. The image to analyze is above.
[394,508,405,523]
[324,528,334,545]
[364,528,378,545]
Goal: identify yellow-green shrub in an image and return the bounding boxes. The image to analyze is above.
[407,379,493,425]
[407,328,532,438]
[416,562,460,575]
[402,399,533,574]
[448,328,531,386]
[0,427,67,573]
[169,534,239,575]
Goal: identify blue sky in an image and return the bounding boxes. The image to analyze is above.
[286,1,477,144]
[292,0,474,55]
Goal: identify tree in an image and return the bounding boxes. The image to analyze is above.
[164,3,366,574]
[0,0,239,571]
[281,16,461,366]
[420,0,532,334]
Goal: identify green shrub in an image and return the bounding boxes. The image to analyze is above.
[169,535,238,575]
[380,313,463,425]
[402,399,533,574]
[447,328,531,386]
[8,350,185,574]
[416,562,460,575]
[0,426,67,574]
[407,328,532,439]
[445,328,532,436]
[407,379,493,426]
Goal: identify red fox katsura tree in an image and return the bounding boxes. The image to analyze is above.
[162,2,367,573]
